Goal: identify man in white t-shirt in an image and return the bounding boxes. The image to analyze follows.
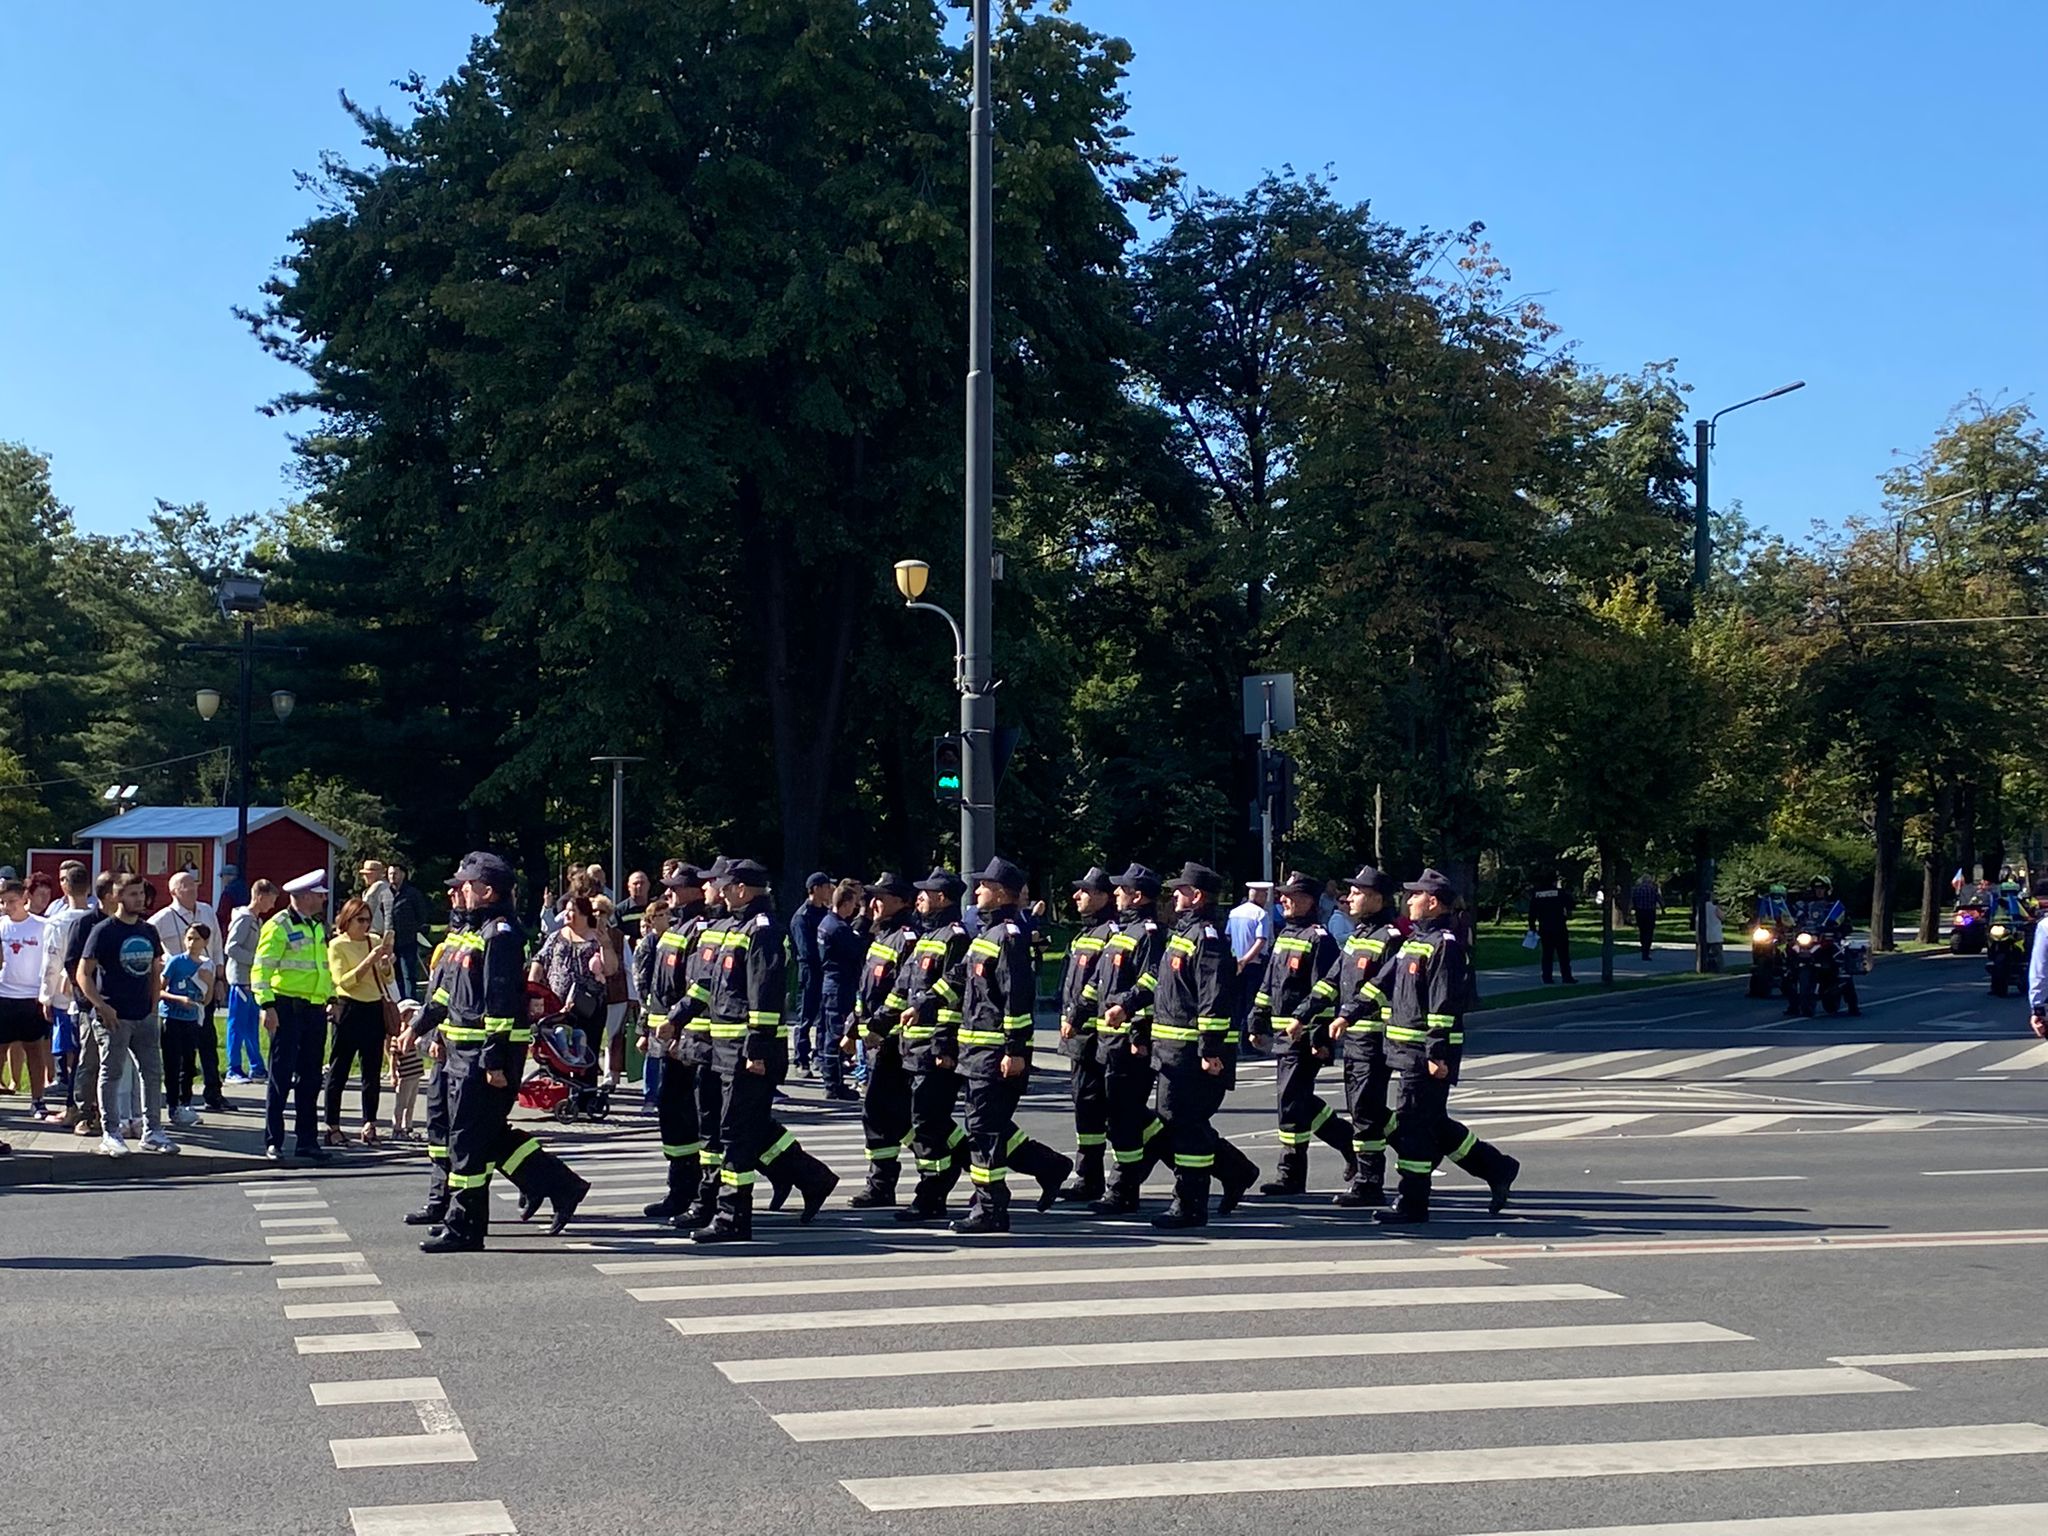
[151,871,227,1112]
[0,878,55,1132]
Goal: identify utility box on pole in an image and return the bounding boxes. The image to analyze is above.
[1242,673,1297,884]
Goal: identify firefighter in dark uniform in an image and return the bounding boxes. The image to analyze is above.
[843,871,920,1208]
[1104,861,1259,1228]
[1086,864,1168,1213]
[687,860,837,1243]
[892,869,975,1222]
[943,858,1072,1234]
[1306,865,1401,1208]
[420,851,588,1253]
[1375,868,1518,1226]
[401,873,469,1228]
[641,865,709,1223]
[673,857,734,1226]
[1528,874,1575,985]
[1250,871,1355,1195]
[1054,866,1119,1204]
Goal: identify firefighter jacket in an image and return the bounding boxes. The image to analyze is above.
[902,908,970,1062]
[424,898,528,1075]
[1090,905,1163,1055]
[696,895,785,1069]
[1374,913,1466,1074]
[1109,903,1236,1068]
[1058,913,1121,1058]
[852,911,921,1039]
[947,905,1037,1078]
[1311,917,1405,1062]
[1252,914,1338,1057]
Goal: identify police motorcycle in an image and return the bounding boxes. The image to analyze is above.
[1950,884,1991,955]
[1747,884,1795,1000]
[1984,878,2033,997]
[1784,879,1863,1018]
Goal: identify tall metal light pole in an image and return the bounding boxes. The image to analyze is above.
[186,576,300,877]
[959,0,996,876]
[590,756,644,893]
[1693,380,1806,968]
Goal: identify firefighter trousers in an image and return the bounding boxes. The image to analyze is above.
[1155,1062,1257,1188]
[654,1055,702,1204]
[1099,1036,1163,1193]
[905,1058,969,1209]
[1274,1047,1354,1163]
[860,1037,913,1174]
[961,1065,1066,1215]
[440,1043,579,1245]
[1341,1049,1394,1187]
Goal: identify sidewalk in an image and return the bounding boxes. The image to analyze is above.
[1477,938,1707,993]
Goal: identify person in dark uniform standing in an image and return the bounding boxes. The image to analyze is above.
[420,851,588,1253]
[1054,867,1119,1204]
[945,858,1072,1234]
[641,866,708,1223]
[1250,871,1355,1195]
[892,869,974,1223]
[1309,866,1402,1208]
[814,879,863,1104]
[1528,874,1575,985]
[843,872,919,1207]
[400,874,468,1227]
[691,860,837,1243]
[1104,862,1259,1228]
[1085,864,1168,1213]
[1375,868,1518,1226]
[789,872,833,1078]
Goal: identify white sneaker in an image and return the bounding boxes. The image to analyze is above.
[99,1132,130,1158]
[139,1131,180,1154]
[171,1105,201,1127]
[224,1073,248,1085]
[264,1145,281,1161]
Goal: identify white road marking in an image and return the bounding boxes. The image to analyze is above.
[1842,1114,1948,1132]
[1498,1051,1663,1080]
[1669,1115,1798,1137]
[1833,1348,2048,1366]
[250,1200,330,1212]
[781,1365,1904,1442]
[1497,1114,1657,1141]
[269,1251,368,1266]
[1731,1045,1883,1078]
[669,1282,1616,1336]
[1857,1041,1982,1074]
[1599,1048,1770,1080]
[1982,1041,2048,1071]
[1855,985,1953,1009]
[243,1183,318,1196]
[277,1273,384,1290]
[1450,1053,1548,1076]
[297,1331,423,1355]
[1461,1228,2048,1258]
[261,1216,339,1228]
[595,1235,1390,1277]
[329,1432,475,1469]
[313,1377,446,1406]
[841,1423,2048,1512]
[717,1320,1750,1384]
[284,1300,400,1320]
[1922,1167,2048,1177]
[1620,1175,1807,1186]
[264,1232,353,1246]
[349,1501,518,1536]
[1465,1502,2048,1535]
[629,1255,1499,1303]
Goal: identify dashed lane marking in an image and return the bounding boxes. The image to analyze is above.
[349,1501,518,1536]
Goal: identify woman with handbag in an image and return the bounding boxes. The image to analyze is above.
[532,895,609,1079]
[324,898,395,1145]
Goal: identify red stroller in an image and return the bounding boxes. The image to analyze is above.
[516,979,613,1122]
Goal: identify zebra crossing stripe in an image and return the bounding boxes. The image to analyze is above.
[1467,1504,2048,1535]
[595,1235,1383,1277]
[776,1365,1902,1441]
[1600,1048,1770,1080]
[716,1319,1750,1384]
[1498,1114,1656,1141]
[1856,1041,1980,1075]
[1731,1045,1881,1078]
[1982,1041,2048,1071]
[668,1282,1616,1336]
[627,1254,1499,1303]
[349,1501,518,1536]
[1496,1051,1662,1080]
[839,1422,2048,1511]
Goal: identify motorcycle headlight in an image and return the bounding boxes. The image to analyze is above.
[1992,924,2009,939]
[1750,927,1773,944]
[1796,932,1816,948]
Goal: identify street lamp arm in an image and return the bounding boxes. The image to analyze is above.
[904,600,967,691]
[1706,380,1806,443]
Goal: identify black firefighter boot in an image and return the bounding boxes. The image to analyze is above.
[675,1163,722,1230]
[1374,1165,1433,1227]
[951,1175,1011,1235]
[1316,1111,1359,1185]
[404,1162,449,1226]
[1214,1139,1260,1216]
[849,1154,901,1209]
[1453,1138,1522,1217]
[1057,1142,1106,1204]
[1152,1166,1209,1229]
[643,1153,701,1222]
[782,1145,841,1224]
[514,1148,591,1235]
[1334,1141,1386,1208]
[691,1177,754,1244]
[420,1185,487,1253]
[896,1142,968,1224]
[1090,1144,1155,1214]
[1011,1138,1075,1212]
[1259,1144,1307,1197]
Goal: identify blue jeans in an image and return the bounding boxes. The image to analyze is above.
[226,985,266,1077]
[642,1051,663,1107]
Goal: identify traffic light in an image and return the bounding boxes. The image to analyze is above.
[933,733,964,806]
[1259,748,1296,836]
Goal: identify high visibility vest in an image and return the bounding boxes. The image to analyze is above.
[251,912,335,1006]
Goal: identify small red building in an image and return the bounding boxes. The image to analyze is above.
[72,806,345,909]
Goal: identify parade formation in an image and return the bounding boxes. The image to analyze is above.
[361,850,1523,1253]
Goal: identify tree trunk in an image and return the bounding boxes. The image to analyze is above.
[1956,780,1978,887]
[1919,782,1952,944]
[1870,763,1897,952]
[1983,770,2006,878]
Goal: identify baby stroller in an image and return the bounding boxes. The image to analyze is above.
[515,980,613,1122]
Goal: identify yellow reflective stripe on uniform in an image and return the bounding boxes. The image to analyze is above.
[1165,934,1197,956]
[430,987,451,1006]
[447,1170,491,1190]
[967,937,1002,958]
[1001,1014,1032,1031]
[865,942,904,963]
[1362,983,1390,1007]
[1310,979,1338,1000]
[1273,935,1314,953]
[957,1029,1007,1046]
[1135,971,1157,989]
[662,1142,703,1158]
[1072,937,1106,953]
[747,1011,782,1026]
[441,1025,490,1043]
[483,1015,515,1030]
[1425,1013,1457,1028]
[1400,940,1433,958]
[686,983,712,1004]
[1195,1016,1229,1029]
[1385,1025,1429,1043]
[931,978,960,1004]
[1152,1024,1200,1041]
[501,1139,539,1176]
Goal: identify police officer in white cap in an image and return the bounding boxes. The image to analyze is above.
[252,870,337,1162]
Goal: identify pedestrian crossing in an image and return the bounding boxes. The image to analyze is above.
[1448,1037,2048,1081]
[570,1212,2048,1528]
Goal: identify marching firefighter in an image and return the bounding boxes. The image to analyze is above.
[674,857,733,1226]
[690,860,838,1243]
[1085,864,1168,1214]
[892,869,975,1222]
[1308,865,1402,1208]
[944,858,1072,1234]
[400,873,468,1228]
[1250,870,1355,1195]
[1103,861,1259,1228]
[420,851,589,1253]
[640,865,709,1223]
[843,871,920,1208]
[1054,866,1120,1204]
[1375,868,1518,1226]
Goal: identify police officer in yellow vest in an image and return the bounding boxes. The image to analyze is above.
[254,869,337,1163]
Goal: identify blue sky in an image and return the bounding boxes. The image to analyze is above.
[3,0,2041,538]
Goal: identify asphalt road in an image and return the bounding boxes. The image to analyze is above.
[6,949,2047,1536]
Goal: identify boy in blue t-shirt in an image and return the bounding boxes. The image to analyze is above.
[161,925,213,1128]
